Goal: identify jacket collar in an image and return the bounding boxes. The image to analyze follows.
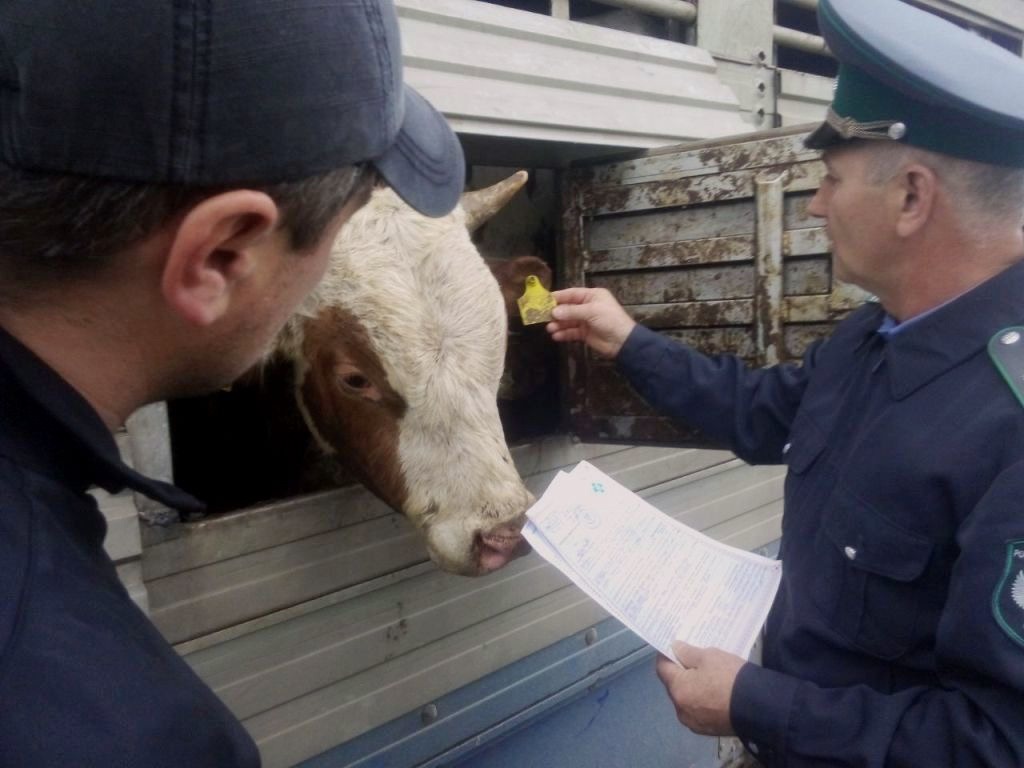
[880,260,1024,400]
[0,324,203,513]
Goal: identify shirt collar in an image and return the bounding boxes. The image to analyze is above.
[880,260,1024,400]
[876,293,956,337]
[0,325,204,513]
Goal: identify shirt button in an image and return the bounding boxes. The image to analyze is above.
[844,546,858,560]
[782,442,792,455]
[749,742,760,755]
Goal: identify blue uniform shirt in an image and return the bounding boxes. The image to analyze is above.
[617,260,1024,766]
[0,326,260,767]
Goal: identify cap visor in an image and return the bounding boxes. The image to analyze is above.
[373,87,465,218]
[804,120,842,150]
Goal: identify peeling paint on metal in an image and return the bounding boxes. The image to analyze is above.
[562,126,866,446]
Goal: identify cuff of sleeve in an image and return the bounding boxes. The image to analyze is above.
[731,663,799,766]
[616,324,670,381]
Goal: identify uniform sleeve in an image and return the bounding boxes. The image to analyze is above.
[730,461,1024,767]
[616,324,818,463]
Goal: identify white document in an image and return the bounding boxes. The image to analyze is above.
[523,461,781,661]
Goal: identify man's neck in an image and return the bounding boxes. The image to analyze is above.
[879,235,1024,322]
[0,306,151,431]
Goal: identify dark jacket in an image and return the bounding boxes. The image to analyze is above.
[617,260,1024,767]
[0,327,260,767]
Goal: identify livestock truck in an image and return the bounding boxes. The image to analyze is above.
[94,1,1024,765]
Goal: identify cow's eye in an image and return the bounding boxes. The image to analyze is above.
[341,373,371,390]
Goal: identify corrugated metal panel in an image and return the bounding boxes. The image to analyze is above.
[561,124,870,445]
[776,69,830,127]
[154,439,781,768]
[397,0,751,151]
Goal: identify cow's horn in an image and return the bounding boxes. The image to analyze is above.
[461,170,529,232]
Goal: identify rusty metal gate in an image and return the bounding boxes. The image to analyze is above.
[560,124,869,445]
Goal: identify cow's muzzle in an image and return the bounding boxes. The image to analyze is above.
[477,521,530,574]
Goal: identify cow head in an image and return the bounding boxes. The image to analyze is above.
[274,172,537,575]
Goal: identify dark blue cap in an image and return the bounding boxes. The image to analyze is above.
[0,0,464,217]
[805,0,1024,168]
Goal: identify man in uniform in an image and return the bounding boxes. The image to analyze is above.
[0,2,463,766]
[547,0,1024,764]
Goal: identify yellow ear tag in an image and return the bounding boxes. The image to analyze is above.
[517,275,557,325]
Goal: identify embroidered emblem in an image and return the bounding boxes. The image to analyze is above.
[1014,572,1024,610]
[993,540,1024,647]
[591,482,605,494]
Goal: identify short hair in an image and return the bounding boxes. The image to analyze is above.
[862,142,1024,229]
[0,163,369,301]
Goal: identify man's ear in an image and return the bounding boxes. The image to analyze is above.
[161,190,279,326]
[895,163,937,238]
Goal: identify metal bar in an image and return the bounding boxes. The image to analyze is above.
[778,0,818,10]
[549,0,570,20]
[592,0,697,24]
[773,24,832,56]
[754,170,788,367]
[126,402,180,526]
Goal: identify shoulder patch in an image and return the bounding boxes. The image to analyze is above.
[992,538,1024,648]
[988,327,1024,409]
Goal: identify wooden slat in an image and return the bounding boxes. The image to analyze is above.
[663,327,758,358]
[783,192,820,229]
[783,258,831,295]
[583,159,825,216]
[582,130,819,185]
[592,265,756,304]
[784,226,829,257]
[631,299,755,329]
[589,234,755,273]
[588,199,755,251]
[583,169,757,216]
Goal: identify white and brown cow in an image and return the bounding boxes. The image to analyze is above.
[273,172,540,576]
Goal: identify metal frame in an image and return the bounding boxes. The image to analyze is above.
[588,0,697,22]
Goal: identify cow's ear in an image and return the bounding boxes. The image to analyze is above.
[486,255,554,318]
[160,191,279,326]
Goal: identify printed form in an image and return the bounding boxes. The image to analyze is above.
[523,461,781,661]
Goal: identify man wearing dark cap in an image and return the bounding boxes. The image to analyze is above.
[0,1,463,766]
[548,0,1024,764]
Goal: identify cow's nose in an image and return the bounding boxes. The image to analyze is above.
[476,522,529,573]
